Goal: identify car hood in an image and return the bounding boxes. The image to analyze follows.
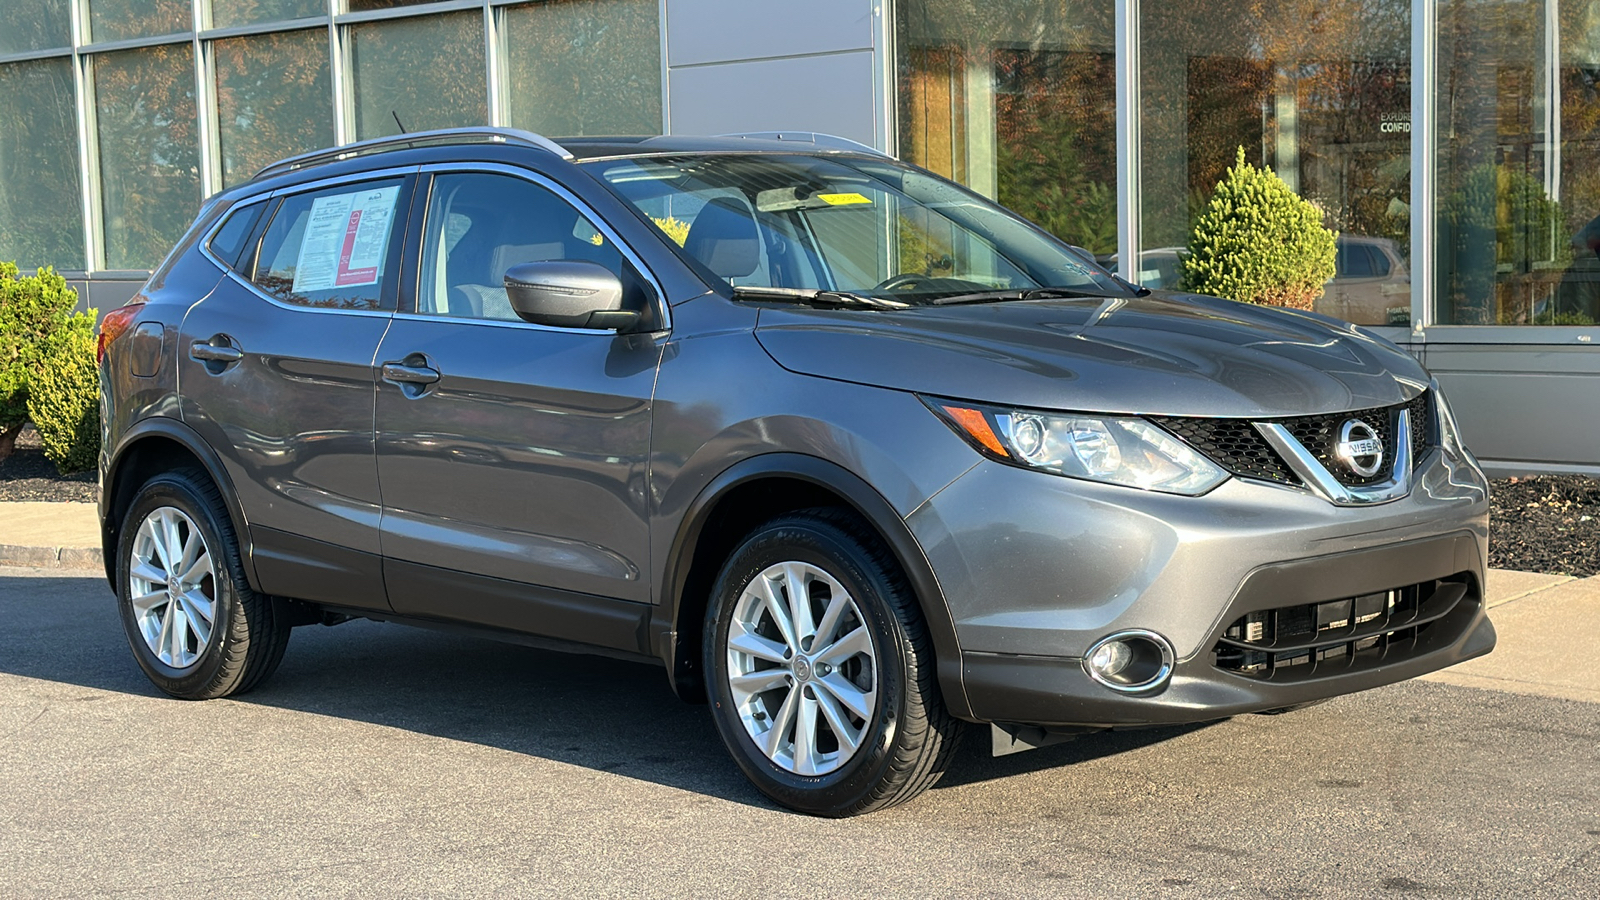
[753,292,1428,417]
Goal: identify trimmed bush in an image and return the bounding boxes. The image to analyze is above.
[1,263,86,461]
[27,315,100,474]
[1180,148,1337,310]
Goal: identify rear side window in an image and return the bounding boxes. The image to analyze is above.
[250,178,407,311]
[207,200,266,271]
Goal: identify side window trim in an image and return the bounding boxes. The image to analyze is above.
[406,161,670,333]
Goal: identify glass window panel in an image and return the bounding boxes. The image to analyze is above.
[502,0,663,137]
[94,45,200,271]
[211,0,325,29]
[0,0,72,54]
[417,173,624,320]
[252,178,406,310]
[215,29,334,187]
[207,200,267,271]
[349,12,486,140]
[1437,0,1600,326]
[347,0,438,9]
[88,0,190,42]
[896,2,1118,256]
[0,59,84,272]
[1141,0,1413,326]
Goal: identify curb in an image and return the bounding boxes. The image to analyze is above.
[0,544,103,570]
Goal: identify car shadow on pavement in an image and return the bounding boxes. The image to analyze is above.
[2,570,1216,809]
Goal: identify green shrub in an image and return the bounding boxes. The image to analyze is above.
[27,316,100,474]
[1179,148,1337,310]
[0,263,86,460]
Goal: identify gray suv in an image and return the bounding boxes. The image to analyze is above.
[97,128,1494,817]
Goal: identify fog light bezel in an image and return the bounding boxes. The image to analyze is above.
[1082,630,1176,693]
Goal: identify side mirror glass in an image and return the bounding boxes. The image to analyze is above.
[503,261,641,331]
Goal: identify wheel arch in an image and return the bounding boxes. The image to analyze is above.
[101,417,257,593]
[654,452,971,718]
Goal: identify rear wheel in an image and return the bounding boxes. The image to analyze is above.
[704,510,961,816]
[116,469,291,699]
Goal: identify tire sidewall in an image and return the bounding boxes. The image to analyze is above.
[116,474,241,697]
[704,518,912,814]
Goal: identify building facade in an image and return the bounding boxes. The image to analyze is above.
[1,0,1596,474]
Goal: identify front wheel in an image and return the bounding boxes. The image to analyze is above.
[704,510,961,816]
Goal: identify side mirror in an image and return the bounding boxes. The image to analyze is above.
[503,261,641,331]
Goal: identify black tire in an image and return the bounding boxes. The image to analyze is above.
[703,509,962,816]
[115,468,291,700]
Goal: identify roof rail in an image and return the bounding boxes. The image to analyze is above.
[253,127,572,179]
[716,131,889,157]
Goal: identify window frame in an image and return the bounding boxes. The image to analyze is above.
[397,161,670,334]
[199,165,418,316]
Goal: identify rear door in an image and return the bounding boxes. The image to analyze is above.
[180,169,415,610]
[373,164,664,633]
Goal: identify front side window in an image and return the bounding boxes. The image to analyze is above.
[415,172,628,322]
[250,178,406,310]
[590,154,1126,303]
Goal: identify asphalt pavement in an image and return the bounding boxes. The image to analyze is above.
[1,566,1596,898]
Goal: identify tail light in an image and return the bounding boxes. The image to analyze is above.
[97,301,146,364]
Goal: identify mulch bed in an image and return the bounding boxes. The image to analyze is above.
[1486,475,1599,578]
[1,428,1594,576]
[0,425,98,504]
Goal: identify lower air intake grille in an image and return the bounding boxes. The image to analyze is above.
[1212,577,1469,682]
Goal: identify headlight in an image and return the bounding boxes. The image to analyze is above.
[1433,384,1467,457]
[925,398,1229,495]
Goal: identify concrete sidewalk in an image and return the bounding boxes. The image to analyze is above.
[0,500,101,568]
[2,501,1596,706]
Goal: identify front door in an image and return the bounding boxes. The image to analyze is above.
[374,168,663,628]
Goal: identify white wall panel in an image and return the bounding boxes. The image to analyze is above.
[667,50,876,144]
[664,0,873,67]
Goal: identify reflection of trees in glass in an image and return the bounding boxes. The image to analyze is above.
[896,2,1118,248]
[1436,0,1600,325]
[0,0,72,54]
[211,0,324,29]
[503,0,662,136]
[1143,0,1412,257]
[350,12,487,140]
[216,30,333,187]
[0,59,83,271]
[94,45,200,270]
[993,48,1117,253]
[88,0,189,42]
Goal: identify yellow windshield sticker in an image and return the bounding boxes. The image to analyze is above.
[817,192,872,206]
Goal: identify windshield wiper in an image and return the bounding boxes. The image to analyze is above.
[927,286,1116,306]
[731,286,912,310]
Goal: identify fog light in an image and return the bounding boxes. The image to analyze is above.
[1088,640,1134,678]
[1082,630,1175,693]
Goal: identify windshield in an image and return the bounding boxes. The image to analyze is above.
[585,153,1128,303]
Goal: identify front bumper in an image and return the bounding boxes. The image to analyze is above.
[907,446,1492,726]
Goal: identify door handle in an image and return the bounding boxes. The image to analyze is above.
[381,363,441,385]
[189,338,243,373]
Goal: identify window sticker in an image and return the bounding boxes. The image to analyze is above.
[291,185,400,293]
[817,192,872,206]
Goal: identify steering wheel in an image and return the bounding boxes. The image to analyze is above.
[873,273,934,293]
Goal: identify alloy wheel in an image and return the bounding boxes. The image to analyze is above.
[725,560,879,776]
[128,506,217,669]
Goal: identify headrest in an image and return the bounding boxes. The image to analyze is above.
[683,197,760,279]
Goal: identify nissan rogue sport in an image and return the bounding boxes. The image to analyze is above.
[97,128,1494,817]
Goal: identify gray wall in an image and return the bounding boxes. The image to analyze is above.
[662,0,884,147]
